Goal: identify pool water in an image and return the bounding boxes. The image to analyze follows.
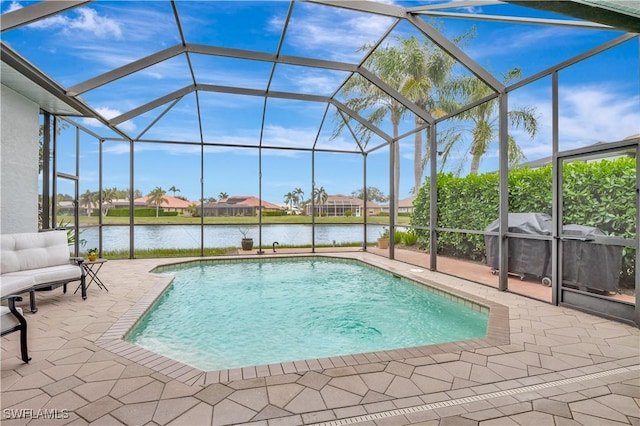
[128,258,488,371]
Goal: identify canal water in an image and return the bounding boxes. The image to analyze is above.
[79,224,389,251]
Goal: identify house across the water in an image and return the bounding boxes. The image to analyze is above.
[196,196,283,217]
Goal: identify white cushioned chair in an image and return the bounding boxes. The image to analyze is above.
[1,275,34,363]
[1,292,31,363]
[1,231,86,313]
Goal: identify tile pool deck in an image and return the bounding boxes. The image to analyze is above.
[1,252,638,425]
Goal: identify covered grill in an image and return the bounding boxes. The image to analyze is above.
[561,224,623,293]
[484,213,552,284]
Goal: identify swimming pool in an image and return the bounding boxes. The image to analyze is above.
[127,257,488,371]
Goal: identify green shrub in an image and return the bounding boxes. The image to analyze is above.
[107,208,129,217]
[392,229,419,246]
[135,208,163,217]
[412,158,635,286]
[262,210,287,217]
[107,208,174,217]
[401,230,419,246]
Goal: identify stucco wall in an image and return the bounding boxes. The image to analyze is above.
[0,86,39,234]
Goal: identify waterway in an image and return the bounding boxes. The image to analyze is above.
[79,224,390,251]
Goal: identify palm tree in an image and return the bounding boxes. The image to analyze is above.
[332,31,468,215]
[441,68,538,175]
[101,187,117,216]
[333,43,405,220]
[218,192,229,201]
[113,188,128,200]
[124,188,143,200]
[147,186,168,217]
[79,189,98,216]
[293,187,304,209]
[319,189,328,216]
[168,186,180,197]
[284,191,295,213]
[312,186,328,217]
[396,34,464,192]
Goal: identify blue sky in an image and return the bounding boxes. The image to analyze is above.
[2,1,638,203]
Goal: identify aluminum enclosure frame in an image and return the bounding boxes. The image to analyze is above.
[2,0,638,325]
[554,139,639,326]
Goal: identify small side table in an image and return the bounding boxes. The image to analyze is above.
[75,258,109,294]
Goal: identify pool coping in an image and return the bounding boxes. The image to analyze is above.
[95,253,510,386]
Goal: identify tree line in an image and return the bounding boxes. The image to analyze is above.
[71,186,235,217]
[283,186,390,214]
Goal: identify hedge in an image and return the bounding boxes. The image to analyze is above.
[107,208,177,217]
[412,157,635,287]
[262,210,287,217]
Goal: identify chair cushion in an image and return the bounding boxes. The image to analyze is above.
[1,305,23,333]
[1,231,71,274]
[4,264,81,286]
[0,276,35,298]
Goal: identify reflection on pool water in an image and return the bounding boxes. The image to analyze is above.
[127,258,488,371]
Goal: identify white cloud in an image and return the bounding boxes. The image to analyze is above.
[432,82,638,175]
[208,133,260,148]
[284,4,395,62]
[268,15,286,33]
[519,143,552,160]
[7,3,177,86]
[557,85,639,142]
[275,67,349,95]
[464,26,579,65]
[68,8,122,38]
[28,6,122,38]
[203,124,359,155]
[95,107,126,120]
[512,83,639,162]
[82,107,136,132]
[262,125,319,150]
[4,1,22,13]
[103,142,204,157]
[196,64,270,89]
[101,142,130,155]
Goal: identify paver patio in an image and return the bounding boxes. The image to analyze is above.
[1,251,638,425]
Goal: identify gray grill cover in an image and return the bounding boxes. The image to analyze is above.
[562,224,622,292]
[484,213,552,278]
